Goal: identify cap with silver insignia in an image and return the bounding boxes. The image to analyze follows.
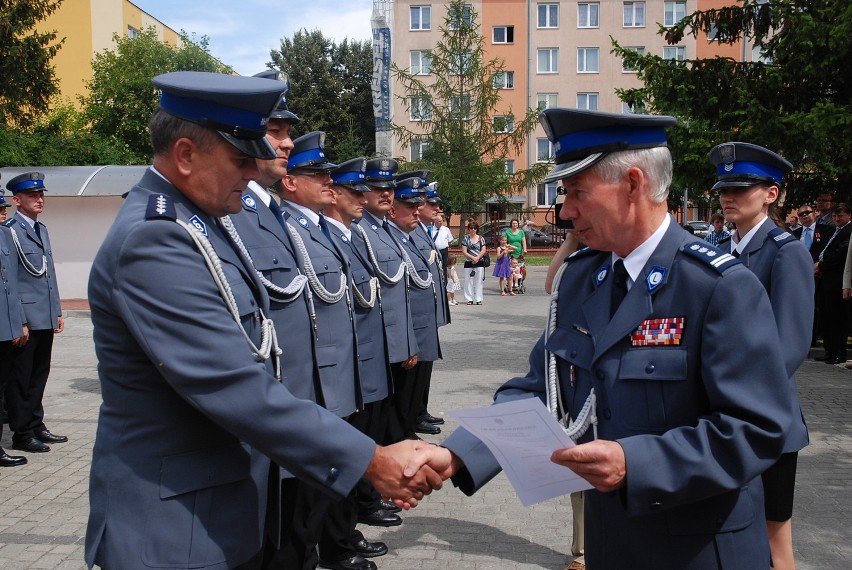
[394,177,425,204]
[331,158,370,192]
[395,170,430,187]
[708,142,793,191]
[6,172,47,194]
[424,181,441,203]
[539,108,677,183]
[152,71,286,160]
[252,70,300,124]
[288,131,336,171]
[364,158,399,188]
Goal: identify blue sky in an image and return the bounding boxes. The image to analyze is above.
[131,0,374,75]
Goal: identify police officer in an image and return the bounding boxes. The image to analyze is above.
[84,71,441,570]
[411,108,792,569]
[4,172,66,454]
[0,190,10,223]
[0,183,28,467]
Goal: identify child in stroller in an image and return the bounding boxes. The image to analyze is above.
[512,254,527,294]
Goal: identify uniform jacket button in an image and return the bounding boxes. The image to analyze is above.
[570,350,577,358]
[272,257,278,264]
[328,467,339,482]
[650,500,662,510]
[645,363,655,374]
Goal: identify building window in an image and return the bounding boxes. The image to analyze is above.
[664,1,686,26]
[450,51,473,75]
[622,101,642,114]
[536,93,558,110]
[537,48,559,73]
[493,71,515,89]
[578,3,600,28]
[127,25,140,39]
[493,26,514,43]
[536,138,554,162]
[449,4,473,29]
[577,48,599,73]
[493,115,515,133]
[537,3,559,28]
[663,46,685,61]
[622,47,645,72]
[623,2,645,27]
[707,23,720,41]
[537,182,560,206]
[410,5,432,31]
[410,96,432,121]
[577,92,599,110]
[411,139,430,161]
[410,51,432,75]
[450,95,471,119]
[504,160,515,174]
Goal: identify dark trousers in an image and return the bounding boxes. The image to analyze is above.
[6,328,54,444]
[0,340,14,441]
[819,283,849,359]
[392,360,433,437]
[263,478,335,570]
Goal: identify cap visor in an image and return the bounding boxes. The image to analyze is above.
[269,110,301,123]
[366,180,396,189]
[396,196,424,204]
[711,179,763,191]
[220,132,277,159]
[543,153,605,184]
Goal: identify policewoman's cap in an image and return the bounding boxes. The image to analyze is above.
[252,69,300,123]
[394,176,425,204]
[7,172,47,194]
[0,190,9,208]
[424,181,441,203]
[152,71,285,160]
[709,142,793,191]
[288,131,336,171]
[364,158,398,188]
[539,108,677,183]
[331,158,370,192]
[395,170,430,187]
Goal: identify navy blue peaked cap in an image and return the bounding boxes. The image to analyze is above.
[331,158,370,192]
[709,142,793,191]
[395,170,430,187]
[364,158,399,188]
[539,108,677,183]
[7,172,47,194]
[252,69,300,123]
[289,131,336,171]
[394,177,425,204]
[152,71,285,159]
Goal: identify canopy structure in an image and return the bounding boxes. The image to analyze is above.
[0,166,149,197]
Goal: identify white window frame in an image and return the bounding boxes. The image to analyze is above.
[127,25,140,39]
[493,25,514,44]
[663,46,685,61]
[664,1,686,27]
[411,139,430,161]
[536,93,558,110]
[449,4,473,30]
[537,182,560,206]
[577,92,599,110]
[622,47,645,72]
[493,115,515,133]
[537,3,559,28]
[493,71,515,89]
[577,3,600,28]
[410,5,432,31]
[623,1,646,27]
[410,50,432,75]
[450,95,472,120]
[577,47,600,73]
[537,48,559,74]
[504,160,515,174]
[410,96,432,121]
[536,138,554,163]
[450,51,473,75]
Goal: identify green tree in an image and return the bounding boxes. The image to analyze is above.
[81,27,231,162]
[0,0,64,127]
[391,0,547,217]
[268,30,375,160]
[613,0,852,206]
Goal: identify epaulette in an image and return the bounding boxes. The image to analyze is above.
[145,194,176,221]
[565,246,600,264]
[681,241,740,274]
[2,219,15,228]
[768,227,798,247]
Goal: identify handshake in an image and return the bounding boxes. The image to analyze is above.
[363,440,461,509]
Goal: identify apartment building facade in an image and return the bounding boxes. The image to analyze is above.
[382,0,747,222]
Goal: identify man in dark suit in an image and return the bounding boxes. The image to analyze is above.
[4,172,66,454]
[815,193,836,227]
[408,108,792,569]
[791,204,833,261]
[84,72,440,570]
[815,203,852,363]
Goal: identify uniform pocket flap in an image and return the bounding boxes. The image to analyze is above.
[620,348,687,381]
[545,325,594,369]
[246,245,295,272]
[159,443,250,499]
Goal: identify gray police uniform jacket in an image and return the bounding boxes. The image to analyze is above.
[356,211,418,364]
[4,213,61,330]
[85,170,375,570]
[332,227,392,404]
[280,201,360,417]
[0,227,24,341]
[227,186,319,405]
[444,221,791,570]
[414,221,450,327]
[388,224,441,362]
[720,219,811,453]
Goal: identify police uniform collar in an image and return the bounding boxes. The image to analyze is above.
[325,216,351,240]
[730,215,770,254]
[247,181,272,207]
[387,219,410,238]
[284,200,320,226]
[613,214,671,287]
[14,211,38,229]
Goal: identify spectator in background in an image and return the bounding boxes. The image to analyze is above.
[814,203,852,364]
[521,213,534,232]
[792,205,832,262]
[461,221,486,305]
[504,218,527,260]
[786,210,801,231]
[704,213,731,246]
[432,214,454,281]
[815,193,835,227]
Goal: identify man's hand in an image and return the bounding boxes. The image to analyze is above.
[551,440,627,493]
[54,316,64,334]
[363,441,444,509]
[403,443,461,482]
[12,324,28,347]
[401,354,418,369]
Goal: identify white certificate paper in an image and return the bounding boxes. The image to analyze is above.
[448,397,593,506]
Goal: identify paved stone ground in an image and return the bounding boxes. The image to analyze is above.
[0,266,848,569]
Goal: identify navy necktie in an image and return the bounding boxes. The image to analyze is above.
[610,259,628,318]
[34,222,42,240]
[318,215,332,241]
[266,198,287,231]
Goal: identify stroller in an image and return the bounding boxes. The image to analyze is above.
[515,254,527,294]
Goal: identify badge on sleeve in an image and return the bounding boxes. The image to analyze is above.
[188,215,208,236]
[631,317,685,346]
[241,193,257,210]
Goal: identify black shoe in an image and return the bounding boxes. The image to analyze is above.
[826,356,846,364]
[357,508,402,527]
[35,430,68,444]
[421,413,444,425]
[318,554,377,570]
[0,449,27,467]
[380,499,402,513]
[413,420,441,435]
[814,354,831,361]
[12,438,50,453]
[354,537,388,558]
